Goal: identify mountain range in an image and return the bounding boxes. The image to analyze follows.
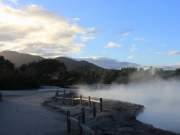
[82,57,140,70]
[0,51,140,70]
[0,51,43,67]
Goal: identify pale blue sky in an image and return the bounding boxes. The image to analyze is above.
[2,0,180,65]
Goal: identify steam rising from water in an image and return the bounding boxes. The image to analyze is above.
[77,79,180,133]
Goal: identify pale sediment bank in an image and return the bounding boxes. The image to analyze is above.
[44,92,179,135]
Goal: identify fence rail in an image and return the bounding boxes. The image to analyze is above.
[54,90,103,112]
[53,90,103,134]
[67,110,96,135]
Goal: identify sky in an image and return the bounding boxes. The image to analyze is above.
[0,0,180,65]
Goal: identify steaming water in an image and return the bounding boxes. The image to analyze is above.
[78,79,180,133]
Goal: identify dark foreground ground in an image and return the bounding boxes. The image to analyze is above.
[0,91,66,135]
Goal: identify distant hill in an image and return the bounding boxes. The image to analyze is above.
[0,51,139,70]
[81,57,140,70]
[0,51,105,71]
[0,51,43,67]
[1,51,180,88]
[55,57,104,71]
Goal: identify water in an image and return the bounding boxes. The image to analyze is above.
[0,88,66,135]
[78,79,180,133]
[1,83,180,133]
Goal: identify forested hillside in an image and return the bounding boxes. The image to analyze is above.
[1,56,180,90]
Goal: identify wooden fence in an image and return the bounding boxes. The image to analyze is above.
[54,90,103,112]
[53,90,103,134]
[67,110,97,135]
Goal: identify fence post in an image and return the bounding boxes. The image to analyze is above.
[81,107,86,124]
[63,89,66,96]
[0,92,2,101]
[71,96,74,106]
[88,96,91,106]
[62,98,65,104]
[80,95,82,104]
[55,90,59,97]
[100,98,103,112]
[93,102,96,118]
[66,111,71,133]
[78,116,83,134]
[54,97,58,102]
[62,89,66,104]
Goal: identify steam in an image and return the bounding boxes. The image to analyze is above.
[77,78,180,133]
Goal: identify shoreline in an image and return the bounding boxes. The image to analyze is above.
[44,93,179,135]
[1,90,179,135]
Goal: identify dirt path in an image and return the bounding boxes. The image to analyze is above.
[0,90,66,135]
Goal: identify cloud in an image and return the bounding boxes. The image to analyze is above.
[0,2,95,57]
[119,29,134,38]
[72,17,80,21]
[1,0,17,4]
[105,42,121,48]
[9,0,17,3]
[130,44,137,53]
[134,37,145,41]
[0,0,18,5]
[81,36,95,42]
[167,50,180,56]
[80,27,97,42]
[120,31,130,37]
[127,55,135,60]
[85,27,97,34]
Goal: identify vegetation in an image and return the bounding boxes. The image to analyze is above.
[19,59,67,86]
[0,56,180,90]
[0,56,39,90]
[0,57,67,90]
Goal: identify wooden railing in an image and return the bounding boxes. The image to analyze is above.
[67,110,96,135]
[53,90,103,134]
[54,90,103,112]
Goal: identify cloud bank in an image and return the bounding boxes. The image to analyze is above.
[105,41,121,48]
[0,2,95,57]
[167,50,180,56]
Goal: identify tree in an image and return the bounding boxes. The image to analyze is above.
[19,59,68,86]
